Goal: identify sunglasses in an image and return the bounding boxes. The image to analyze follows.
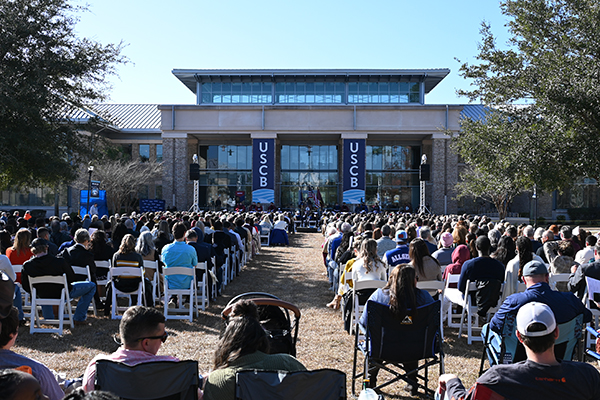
[135,332,169,343]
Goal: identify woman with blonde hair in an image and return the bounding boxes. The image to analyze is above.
[352,238,387,282]
[6,228,33,282]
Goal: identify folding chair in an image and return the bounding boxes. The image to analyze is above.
[163,267,196,322]
[222,248,230,287]
[260,229,270,247]
[443,274,462,328]
[352,300,444,398]
[95,359,199,400]
[71,265,97,316]
[417,280,445,339]
[351,279,387,335]
[12,264,30,318]
[29,274,74,335]
[584,276,600,349]
[459,280,503,344]
[230,245,238,281]
[236,369,346,400]
[143,260,160,304]
[109,266,145,320]
[95,260,111,301]
[549,272,571,292]
[195,261,208,311]
[479,312,584,375]
[210,256,218,299]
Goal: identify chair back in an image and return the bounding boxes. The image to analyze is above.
[71,265,92,281]
[235,369,346,400]
[366,300,442,362]
[549,273,570,291]
[111,267,143,279]
[95,359,199,400]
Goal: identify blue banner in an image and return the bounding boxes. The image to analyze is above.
[80,190,107,217]
[342,139,366,204]
[252,138,275,204]
[140,199,166,213]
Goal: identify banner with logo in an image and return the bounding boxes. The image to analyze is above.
[252,138,275,203]
[342,139,365,204]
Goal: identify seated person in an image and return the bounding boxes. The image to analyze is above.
[22,239,96,325]
[0,369,50,400]
[0,307,64,400]
[203,300,306,400]
[437,302,600,399]
[83,306,183,392]
[360,265,434,395]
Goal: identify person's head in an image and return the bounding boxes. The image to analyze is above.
[394,230,408,245]
[0,307,18,349]
[118,234,136,254]
[185,229,198,243]
[29,238,48,256]
[123,219,134,230]
[586,235,597,248]
[0,369,49,400]
[12,228,31,255]
[475,235,491,256]
[381,224,391,238]
[386,265,417,318]
[171,222,186,240]
[214,300,269,369]
[523,225,534,239]
[36,227,50,241]
[452,225,467,246]
[440,232,453,248]
[120,306,167,354]
[522,260,549,286]
[63,390,120,400]
[420,226,431,241]
[557,240,574,258]
[516,302,558,354]
[74,228,90,245]
[542,230,554,243]
[135,231,155,257]
[560,225,572,240]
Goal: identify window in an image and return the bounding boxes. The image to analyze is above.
[156,145,163,162]
[155,185,163,200]
[348,81,420,104]
[139,145,150,162]
[201,82,273,104]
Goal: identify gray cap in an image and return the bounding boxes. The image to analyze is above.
[522,260,548,276]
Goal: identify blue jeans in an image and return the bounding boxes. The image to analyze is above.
[42,281,96,322]
[13,285,24,321]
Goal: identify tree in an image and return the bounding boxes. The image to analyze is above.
[0,0,125,189]
[78,158,162,214]
[456,0,600,193]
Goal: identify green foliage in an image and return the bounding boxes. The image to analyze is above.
[0,0,125,189]
[456,0,600,192]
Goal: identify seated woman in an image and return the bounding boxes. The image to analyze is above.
[360,265,434,395]
[89,230,114,280]
[408,238,442,297]
[352,239,387,283]
[203,300,306,400]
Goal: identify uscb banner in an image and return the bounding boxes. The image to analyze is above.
[342,139,365,204]
[252,138,275,203]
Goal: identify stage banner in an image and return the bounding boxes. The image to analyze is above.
[140,199,166,213]
[252,138,275,203]
[342,138,366,204]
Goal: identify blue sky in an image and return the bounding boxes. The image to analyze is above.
[74,0,511,105]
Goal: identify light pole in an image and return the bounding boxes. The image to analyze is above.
[87,165,94,215]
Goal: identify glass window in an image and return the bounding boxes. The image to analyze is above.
[156,145,163,163]
[139,145,150,162]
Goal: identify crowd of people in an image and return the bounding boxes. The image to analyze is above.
[1,208,600,398]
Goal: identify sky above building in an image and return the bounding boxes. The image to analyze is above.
[74,0,512,105]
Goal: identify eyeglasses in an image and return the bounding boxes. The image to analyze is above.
[135,332,169,343]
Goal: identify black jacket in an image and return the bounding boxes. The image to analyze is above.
[22,254,76,298]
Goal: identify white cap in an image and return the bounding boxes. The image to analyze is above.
[516,302,556,337]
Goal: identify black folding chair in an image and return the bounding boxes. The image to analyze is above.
[235,369,346,400]
[351,300,444,398]
[95,359,199,400]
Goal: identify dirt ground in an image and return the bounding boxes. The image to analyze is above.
[14,232,595,399]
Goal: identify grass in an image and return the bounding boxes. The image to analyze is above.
[13,232,598,399]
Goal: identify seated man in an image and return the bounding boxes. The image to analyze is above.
[490,261,591,335]
[0,306,64,400]
[161,222,198,308]
[438,302,600,399]
[22,239,96,325]
[83,306,180,392]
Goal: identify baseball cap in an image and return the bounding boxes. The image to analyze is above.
[522,260,548,276]
[441,232,453,247]
[516,302,556,337]
[395,230,408,242]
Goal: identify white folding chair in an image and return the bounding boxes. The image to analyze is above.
[459,280,504,344]
[516,281,527,293]
[71,265,97,316]
[585,276,600,349]
[549,273,571,292]
[143,260,160,305]
[210,256,218,299]
[12,265,30,318]
[351,279,387,334]
[163,267,196,322]
[95,260,111,300]
[260,229,270,247]
[417,280,445,340]
[230,245,238,281]
[195,262,209,311]
[222,248,230,286]
[443,274,463,328]
[29,274,74,335]
[109,267,144,320]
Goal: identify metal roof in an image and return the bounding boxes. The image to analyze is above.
[172,68,451,95]
[460,104,489,121]
[61,104,161,131]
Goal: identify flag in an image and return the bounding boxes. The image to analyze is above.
[316,188,323,208]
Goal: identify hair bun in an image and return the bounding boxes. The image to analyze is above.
[231,299,259,320]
